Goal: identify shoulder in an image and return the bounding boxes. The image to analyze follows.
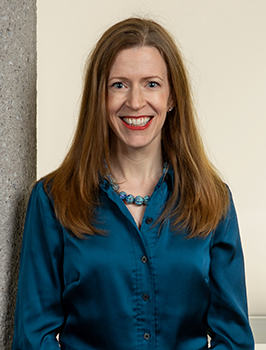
[211,185,240,246]
[221,185,238,226]
[31,179,46,196]
[25,179,57,219]
[23,179,64,247]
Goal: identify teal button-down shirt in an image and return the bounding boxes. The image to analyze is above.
[12,170,254,349]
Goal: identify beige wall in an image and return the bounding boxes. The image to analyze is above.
[37,0,266,315]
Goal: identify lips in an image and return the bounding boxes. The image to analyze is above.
[121,116,151,126]
[119,116,153,130]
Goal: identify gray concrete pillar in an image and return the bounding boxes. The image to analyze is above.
[0,1,37,348]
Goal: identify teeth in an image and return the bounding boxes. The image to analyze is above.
[122,117,151,126]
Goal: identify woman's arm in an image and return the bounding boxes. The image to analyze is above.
[12,182,64,350]
[207,192,254,349]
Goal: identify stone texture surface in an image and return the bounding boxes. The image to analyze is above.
[0,1,36,348]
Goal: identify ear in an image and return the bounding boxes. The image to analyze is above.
[167,95,174,112]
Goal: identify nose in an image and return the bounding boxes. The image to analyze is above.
[126,85,145,111]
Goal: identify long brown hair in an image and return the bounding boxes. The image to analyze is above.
[43,17,229,238]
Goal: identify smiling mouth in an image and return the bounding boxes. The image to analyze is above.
[121,117,152,127]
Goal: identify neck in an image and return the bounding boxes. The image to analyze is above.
[109,142,164,183]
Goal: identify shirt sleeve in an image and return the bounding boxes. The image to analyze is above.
[207,191,254,349]
[12,182,64,350]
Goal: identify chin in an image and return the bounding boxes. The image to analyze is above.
[121,137,160,151]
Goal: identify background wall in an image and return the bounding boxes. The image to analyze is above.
[37,0,266,315]
[0,1,36,348]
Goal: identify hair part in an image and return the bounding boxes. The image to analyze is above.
[43,17,229,238]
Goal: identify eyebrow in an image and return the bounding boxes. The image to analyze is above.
[108,75,164,82]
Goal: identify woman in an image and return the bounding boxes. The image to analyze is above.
[12,18,254,349]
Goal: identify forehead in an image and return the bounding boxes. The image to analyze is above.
[109,46,168,78]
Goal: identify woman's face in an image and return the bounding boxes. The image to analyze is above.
[107,46,172,153]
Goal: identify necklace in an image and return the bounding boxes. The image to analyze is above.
[107,162,168,206]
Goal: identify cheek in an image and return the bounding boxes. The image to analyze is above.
[106,113,115,130]
[106,100,118,131]
[106,109,119,134]
[154,93,170,110]
[107,94,121,114]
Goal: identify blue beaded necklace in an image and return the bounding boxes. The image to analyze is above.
[107,162,168,206]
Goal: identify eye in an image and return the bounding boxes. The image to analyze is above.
[112,82,125,89]
[148,81,159,88]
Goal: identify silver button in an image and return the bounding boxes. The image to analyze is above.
[141,256,148,264]
[143,333,150,340]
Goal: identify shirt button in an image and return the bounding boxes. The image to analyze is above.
[141,256,148,264]
[142,294,150,301]
[145,217,153,225]
[143,333,150,340]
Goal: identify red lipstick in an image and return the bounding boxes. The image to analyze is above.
[120,116,153,130]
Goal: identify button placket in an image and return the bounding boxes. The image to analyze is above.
[139,251,153,345]
[139,253,155,347]
[137,187,166,348]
